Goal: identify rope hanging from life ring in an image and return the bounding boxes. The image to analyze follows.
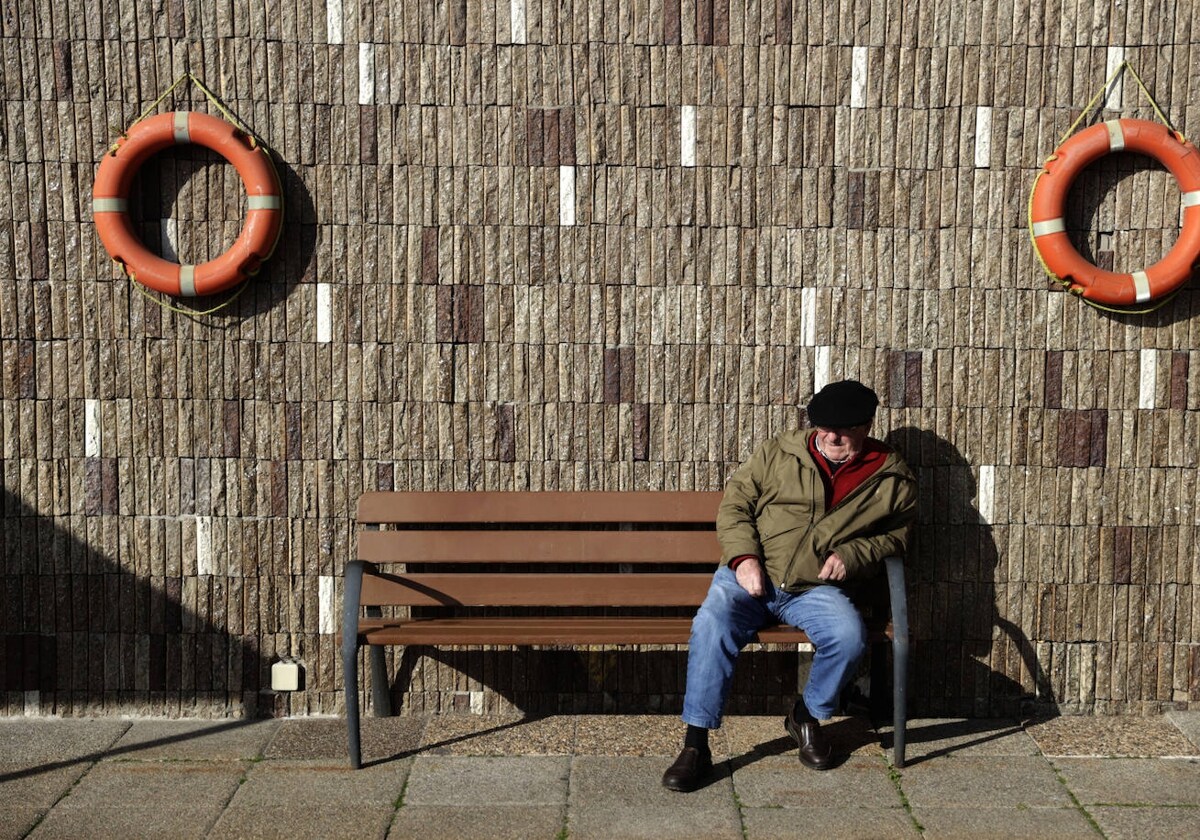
[1028,62,1200,313]
[92,74,284,310]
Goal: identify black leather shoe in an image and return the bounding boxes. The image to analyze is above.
[661,746,713,792]
[785,710,833,770]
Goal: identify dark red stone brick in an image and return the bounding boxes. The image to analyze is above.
[359,105,377,164]
[1044,351,1063,409]
[604,348,622,404]
[1170,351,1188,409]
[223,400,241,458]
[664,0,681,44]
[775,0,792,43]
[905,351,923,407]
[53,41,72,98]
[421,227,439,284]
[696,0,714,44]
[495,404,516,462]
[633,403,650,461]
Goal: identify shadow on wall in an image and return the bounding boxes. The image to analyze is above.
[885,427,1056,718]
[0,486,267,716]
[377,644,804,719]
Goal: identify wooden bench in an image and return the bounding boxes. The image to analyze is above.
[341,491,911,768]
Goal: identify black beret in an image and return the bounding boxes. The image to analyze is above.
[806,380,879,427]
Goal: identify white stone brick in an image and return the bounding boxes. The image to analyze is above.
[326,0,343,44]
[317,283,332,343]
[559,166,576,226]
[681,105,696,167]
[358,43,375,105]
[851,47,868,109]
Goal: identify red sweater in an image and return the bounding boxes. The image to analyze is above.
[807,434,891,509]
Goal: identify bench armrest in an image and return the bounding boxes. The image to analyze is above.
[341,560,374,655]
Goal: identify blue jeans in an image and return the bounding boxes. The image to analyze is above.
[681,565,868,729]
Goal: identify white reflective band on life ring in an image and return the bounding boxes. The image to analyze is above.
[92,198,128,213]
[247,196,282,210]
[1032,218,1065,237]
[173,112,190,144]
[1132,270,1152,302]
[1183,191,1200,208]
[1106,120,1126,151]
[179,264,196,296]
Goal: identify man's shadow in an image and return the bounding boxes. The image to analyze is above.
[881,428,1057,758]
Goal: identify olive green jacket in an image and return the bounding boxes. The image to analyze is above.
[716,430,918,592]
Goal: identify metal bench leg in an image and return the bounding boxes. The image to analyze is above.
[343,561,366,769]
[364,604,393,718]
[884,556,909,769]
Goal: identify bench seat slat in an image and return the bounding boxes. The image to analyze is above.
[361,572,714,607]
[357,491,721,524]
[355,616,894,646]
[358,529,720,564]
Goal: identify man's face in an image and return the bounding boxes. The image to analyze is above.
[813,423,871,462]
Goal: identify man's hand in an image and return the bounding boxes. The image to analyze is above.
[734,556,768,597]
[817,553,847,582]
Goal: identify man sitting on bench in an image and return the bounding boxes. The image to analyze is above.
[663,380,918,791]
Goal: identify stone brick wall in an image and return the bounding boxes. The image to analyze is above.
[2,2,1198,719]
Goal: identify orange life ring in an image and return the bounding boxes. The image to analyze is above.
[1030,118,1200,306]
[93,111,283,297]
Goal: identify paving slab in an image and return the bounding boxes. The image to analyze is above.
[208,758,411,840]
[1027,715,1200,757]
[29,805,229,840]
[27,761,246,840]
[107,719,280,761]
[568,756,742,840]
[900,717,1038,761]
[0,808,42,840]
[403,755,569,806]
[210,804,396,840]
[1089,805,1200,839]
[0,762,91,811]
[730,754,900,808]
[897,755,1073,808]
[741,806,921,839]
[913,806,1100,839]
[1165,710,1200,751]
[264,716,424,764]
[388,804,566,840]
[419,713,575,755]
[0,719,130,767]
[224,758,411,807]
[1052,757,1200,806]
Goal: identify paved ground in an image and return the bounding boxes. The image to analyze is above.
[2,711,1199,839]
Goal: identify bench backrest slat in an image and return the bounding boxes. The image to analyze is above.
[357,491,722,524]
[358,529,720,564]
[360,572,714,607]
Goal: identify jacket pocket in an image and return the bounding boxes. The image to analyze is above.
[756,502,816,541]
